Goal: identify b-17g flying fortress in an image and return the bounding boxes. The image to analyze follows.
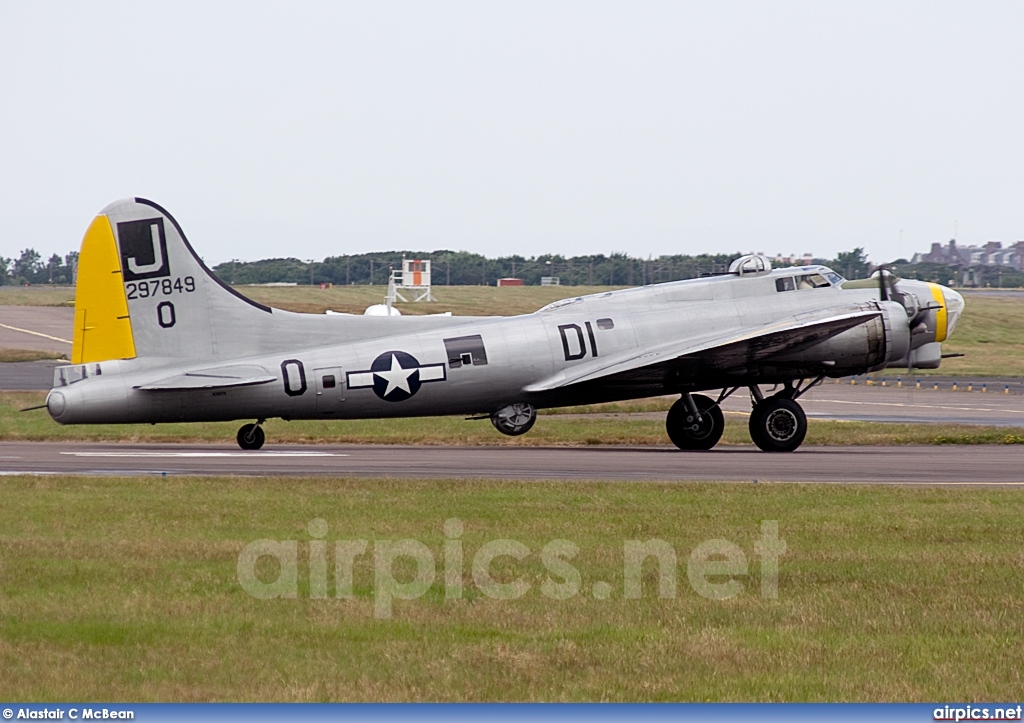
[46,198,964,454]
[5,2,1024,709]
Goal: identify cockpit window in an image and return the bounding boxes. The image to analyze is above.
[824,272,844,285]
[796,273,830,290]
[53,365,88,387]
[775,277,795,292]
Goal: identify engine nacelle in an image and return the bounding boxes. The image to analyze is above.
[882,279,964,370]
[771,301,909,377]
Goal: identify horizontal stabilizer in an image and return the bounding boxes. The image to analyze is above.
[134,365,277,391]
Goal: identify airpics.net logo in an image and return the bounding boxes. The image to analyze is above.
[933,705,1024,721]
[236,519,786,619]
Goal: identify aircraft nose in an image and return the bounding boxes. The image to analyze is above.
[46,389,67,421]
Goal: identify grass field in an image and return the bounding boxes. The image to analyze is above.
[931,294,1024,377]
[3,392,1024,446]
[3,284,1022,375]
[1,475,1021,701]
[0,348,65,363]
[0,284,623,316]
[237,283,626,317]
[0,286,75,306]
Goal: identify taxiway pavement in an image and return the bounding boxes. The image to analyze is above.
[718,383,1024,427]
[0,305,73,354]
[2,441,1023,484]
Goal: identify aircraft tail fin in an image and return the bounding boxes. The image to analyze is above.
[72,198,272,363]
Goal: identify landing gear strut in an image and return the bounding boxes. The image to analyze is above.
[237,419,266,450]
[666,393,724,451]
[491,403,537,436]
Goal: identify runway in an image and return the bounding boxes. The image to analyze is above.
[0,305,73,354]
[2,441,1024,484]
[719,383,1024,427]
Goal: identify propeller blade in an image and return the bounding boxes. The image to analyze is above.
[20,404,48,412]
[878,266,889,301]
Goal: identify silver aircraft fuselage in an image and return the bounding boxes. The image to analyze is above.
[48,266,963,425]
[45,198,965,452]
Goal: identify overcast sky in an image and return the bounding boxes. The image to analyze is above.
[1,1,1022,266]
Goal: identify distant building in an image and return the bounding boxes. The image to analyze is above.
[770,253,815,268]
[912,239,1024,270]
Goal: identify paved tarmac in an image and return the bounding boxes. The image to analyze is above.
[719,383,1024,427]
[0,305,73,354]
[1,441,1023,484]
[0,360,64,389]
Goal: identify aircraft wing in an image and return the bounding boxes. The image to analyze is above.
[525,310,881,392]
[134,365,277,391]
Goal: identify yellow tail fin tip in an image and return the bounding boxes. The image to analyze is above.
[71,215,137,363]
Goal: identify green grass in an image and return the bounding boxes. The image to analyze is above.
[5,392,1024,446]
[1,475,1022,701]
[0,347,66,362]
[234,283,625,316]
[0,283,623,316]
[932,295,1024,377]
[0,285,74,306]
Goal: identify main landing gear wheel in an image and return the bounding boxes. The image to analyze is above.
[491,403,537,436]
[237,423,265,450]
[666,394,724,451]
[749,397,807,453]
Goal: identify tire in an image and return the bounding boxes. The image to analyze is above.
[666,394,724,451]
[491,403,537,436]
[237,423,265,450]
[749,398,806,452]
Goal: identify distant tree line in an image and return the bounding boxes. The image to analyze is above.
[209,251,752,287]
[6,243,1023,288]
[0,248,78,285]
[208,248,891,287]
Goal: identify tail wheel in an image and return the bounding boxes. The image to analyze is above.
[237,423,265,450]
[749,397,807,452]
[666,394,724,451]
[491,403,537,436]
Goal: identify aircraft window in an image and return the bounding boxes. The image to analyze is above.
[596,318,614,330]
[796,273,830,290]
[322,375,336,388]
[63,366,88,384]
[775,277,795,292]
[825,272,844,285]
[444,334,488,368]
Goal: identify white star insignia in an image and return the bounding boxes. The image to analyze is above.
[374,353,417,397]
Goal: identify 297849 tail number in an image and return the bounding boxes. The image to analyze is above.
[126,276,196,299]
